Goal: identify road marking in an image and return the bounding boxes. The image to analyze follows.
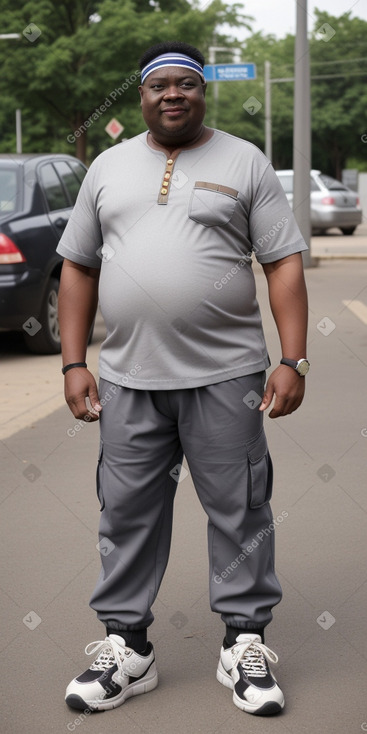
[342,300,367,325]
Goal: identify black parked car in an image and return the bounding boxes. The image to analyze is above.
[0,153,87,353]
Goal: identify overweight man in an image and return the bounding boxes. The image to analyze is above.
[57,40,309,717]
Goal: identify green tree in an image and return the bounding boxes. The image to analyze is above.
[2,3,365,176]
[309,10,367,177]
[207,31,295,168]
[211,10,367,176]
[0,0,250,162]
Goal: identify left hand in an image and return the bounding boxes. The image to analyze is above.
[259,365,306,418]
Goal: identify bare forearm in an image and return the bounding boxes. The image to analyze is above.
[262,253,308,358]
[58,259,100,366]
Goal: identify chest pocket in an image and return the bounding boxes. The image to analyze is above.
[188,181,239,227]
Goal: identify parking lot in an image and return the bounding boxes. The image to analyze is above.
[1,232,367,734]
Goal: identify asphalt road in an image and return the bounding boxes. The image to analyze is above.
[1,241,367,734]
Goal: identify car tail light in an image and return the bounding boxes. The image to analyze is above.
[356,197,360,206]
[321,196,335,206]
[0,233,26,264]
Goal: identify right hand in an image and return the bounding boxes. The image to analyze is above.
[64,368,102,421]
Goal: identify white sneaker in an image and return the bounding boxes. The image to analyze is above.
[216,633,285,716]
[65,634,158,711]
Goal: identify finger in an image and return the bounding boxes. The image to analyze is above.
[269,394,301,418]
[259,387,274,412]
[67,396,100,421]
[84,410,100,422]
[88,386,102,414]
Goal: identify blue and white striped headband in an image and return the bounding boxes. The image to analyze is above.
[141,53,205,84]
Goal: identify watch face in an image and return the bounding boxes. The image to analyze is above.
[297,360,310,376]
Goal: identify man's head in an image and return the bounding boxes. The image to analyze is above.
[138,41,207,147]
[139,41,206,85]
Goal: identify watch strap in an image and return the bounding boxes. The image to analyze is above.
[280,358,298,369]
[62,362,87,375]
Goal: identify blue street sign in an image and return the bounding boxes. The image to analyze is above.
[203,63,256,82]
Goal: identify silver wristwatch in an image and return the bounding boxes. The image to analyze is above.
[280,358,310,376]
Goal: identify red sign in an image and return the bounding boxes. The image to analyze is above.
[105,118,124,139]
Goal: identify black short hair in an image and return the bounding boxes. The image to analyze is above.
[139,41,205,73]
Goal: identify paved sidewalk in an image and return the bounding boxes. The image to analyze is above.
[311,221,367,258]
[0,315,106,440]
[1,259,367,734]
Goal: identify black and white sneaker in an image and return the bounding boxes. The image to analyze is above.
[65,634,158,711]
[216,633,284,716]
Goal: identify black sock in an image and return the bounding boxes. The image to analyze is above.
[106,627,148,655]
[224,626,265,648]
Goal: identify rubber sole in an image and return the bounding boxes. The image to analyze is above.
[65,669,158,712]
[65,694,100,712]
[216,662,284,716]
[250,701,283,716]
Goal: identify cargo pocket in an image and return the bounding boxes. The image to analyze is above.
[96,440,105,511]
[188,181,238,227]
[246,430,273,509]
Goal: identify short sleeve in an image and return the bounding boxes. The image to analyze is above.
[249,163,308,263]
[56,160,103,269]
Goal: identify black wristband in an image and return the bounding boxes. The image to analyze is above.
[61,362,87,375]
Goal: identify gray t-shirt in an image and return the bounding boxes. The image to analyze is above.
[57,130,307,389]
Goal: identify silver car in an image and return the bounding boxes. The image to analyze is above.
[276,169,362,235]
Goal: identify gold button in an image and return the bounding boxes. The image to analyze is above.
[164,173,170,180]
[161,187,168,195]
[167,158,173,165]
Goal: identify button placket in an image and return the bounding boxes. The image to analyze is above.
[158,158,175,204]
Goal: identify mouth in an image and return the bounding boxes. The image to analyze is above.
[161,107,188,118]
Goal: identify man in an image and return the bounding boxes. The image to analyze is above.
[57,41,309,717]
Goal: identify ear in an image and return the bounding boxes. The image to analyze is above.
[138,85,144,103]
[202,82,207,97]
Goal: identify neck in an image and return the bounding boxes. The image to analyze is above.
[147,126,213,156]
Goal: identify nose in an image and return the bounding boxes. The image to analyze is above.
[163,84,184,99]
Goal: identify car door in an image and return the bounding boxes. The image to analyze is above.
[38,161,74,241]
[52,159,87,207]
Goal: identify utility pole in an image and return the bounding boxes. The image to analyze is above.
[16,109,22,153]
[293,0,314,266]
[264,61,272,162]
[208,46,242,128]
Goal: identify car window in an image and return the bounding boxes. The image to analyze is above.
[277,175,293,194]
[278,173,320,193]
[310,178,319,192]
[39,163,69,211]
[53,161,83,205]
[68,160,87,185]
[318,173,347,191]
[0,168,18,215]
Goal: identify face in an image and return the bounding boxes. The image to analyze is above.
[139,69,207,146]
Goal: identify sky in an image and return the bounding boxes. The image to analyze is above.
[203,0,367,39]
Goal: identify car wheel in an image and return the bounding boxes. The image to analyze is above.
[341,227,356,235]
[23,277,61,354]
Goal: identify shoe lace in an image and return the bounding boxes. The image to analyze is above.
[232,640,278,678]
[85,637,127,675]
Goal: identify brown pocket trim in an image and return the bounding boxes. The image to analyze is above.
[194,181,238,198]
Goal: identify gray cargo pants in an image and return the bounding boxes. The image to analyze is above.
[89,373,282,632]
